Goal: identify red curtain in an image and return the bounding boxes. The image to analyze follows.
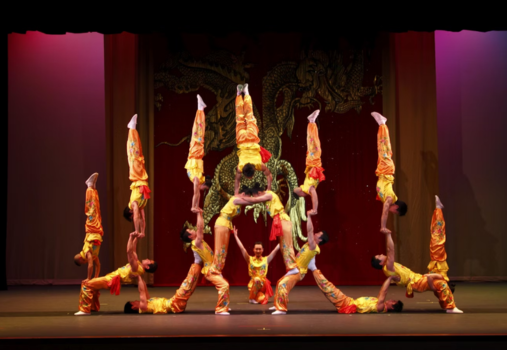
[152,32,385,286]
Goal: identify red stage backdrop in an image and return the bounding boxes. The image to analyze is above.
[152,32,385,286]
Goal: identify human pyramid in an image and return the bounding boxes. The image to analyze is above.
[73,84,463,316]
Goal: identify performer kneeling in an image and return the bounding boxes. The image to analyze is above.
[294,110,325,215]
[74,172,103,282]
[74,231,157,316]
[371,195,462,314]
[185,94,212,213]
[123,114,151,238]
[233,226,279,304]
[234,84,272,187]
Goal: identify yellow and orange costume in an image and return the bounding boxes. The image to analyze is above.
[273,242,320,312]
[313,269,386,314]
[78,262,145,313]
[139,263,201,314]
[184,108,205,184]
[375,124,398,203]
[192,239,230,314]
[264,190,296,272]
[247,256,273,304]
[127,128,151,210]
[299,121,325,195]
[235,94,271,172]
[79,188,103,260]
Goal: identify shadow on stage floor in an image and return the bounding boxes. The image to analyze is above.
[1,283,506,349]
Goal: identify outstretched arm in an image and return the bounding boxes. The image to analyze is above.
[307,211,317,251]
[376,276,393,312]
[234,193,272,205]
[267,244,280,264]
[385,232,395,273]
[261,164,272,191]
[137,275,149,311]
[140,208,146,238]
[85,252,94,281]
[127,232,139,272]
[131,201,143,237]
[194,210,204,250]
[234,168,242,195]
[381,197,393,233]
[191,176,201,212]
[308,186,319,215]
[232,226,249,263]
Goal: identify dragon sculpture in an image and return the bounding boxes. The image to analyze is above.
[154,49,381,250]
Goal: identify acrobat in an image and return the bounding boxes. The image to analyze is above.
[123,114,151,238]
[234,84,272,188]
[371,195,462,314]
[233,226,280,304]
[74,231,158,316]
[294,110,325,215]
[371,112,407,234]
[184,94,212,213]
[270,211,329,315]
[74,172,102,282]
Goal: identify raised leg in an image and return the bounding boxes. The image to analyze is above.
[428,198,449,281]
[375,124,395,177]
[168,263,201,313]
[312,269,352,312]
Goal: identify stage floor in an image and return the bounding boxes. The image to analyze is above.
[1,282,507,340]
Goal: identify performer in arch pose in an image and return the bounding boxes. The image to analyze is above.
[371,195,463,314]
[293,110,325,215]
[74,172,103,282]
[234,83,272,187]
[233,226,280,304]
[74,231,157,316]
[185,94,212,213]
[371,111,407,234]
[123,114,151,238]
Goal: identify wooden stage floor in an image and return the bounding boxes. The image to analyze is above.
[1,282,506,349]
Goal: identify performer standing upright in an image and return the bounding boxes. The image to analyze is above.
[234,84,272,187]
[123,114,151,238]
[233,226,280,304]
[371,195,462,313]
[371,111,407,234]
[270,211,328,315]
[74,231,158,316]
[185,94,212,213]
[294,110,325,215]
[181,209,231,315]
[74,172,103,282]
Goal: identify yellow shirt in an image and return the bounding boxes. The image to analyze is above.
[105,262,145,284]
[191,240,214,275]
[79,233,103,260]
[248,256,268,279]
[139,297,170,314]
[350,297,383,313]
[215,196,241,230]
[265,191,290,221]
[383,262,423,296]
[300,173,320,195]
[296,242,320,276]
[237,143,263,171]
[129,180,149,210]
[184,158,205,184]
[376,174,398,203]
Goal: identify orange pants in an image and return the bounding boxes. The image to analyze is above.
[305,122,322,169]
[248,276,268,304]
[375,124,395,176]
[188,109,205,161]
[168,263,201,313]
[85,188,103,235]
[312,270,352,312]
[127,128,149,182]
[427,208,449,280]
[205,270,230,313]
[412,277,456,310]
[78,276,110,313]
[213,226,230,274]
[236,95,260,145]
[279,220,297,271]
[274,272,301,311]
